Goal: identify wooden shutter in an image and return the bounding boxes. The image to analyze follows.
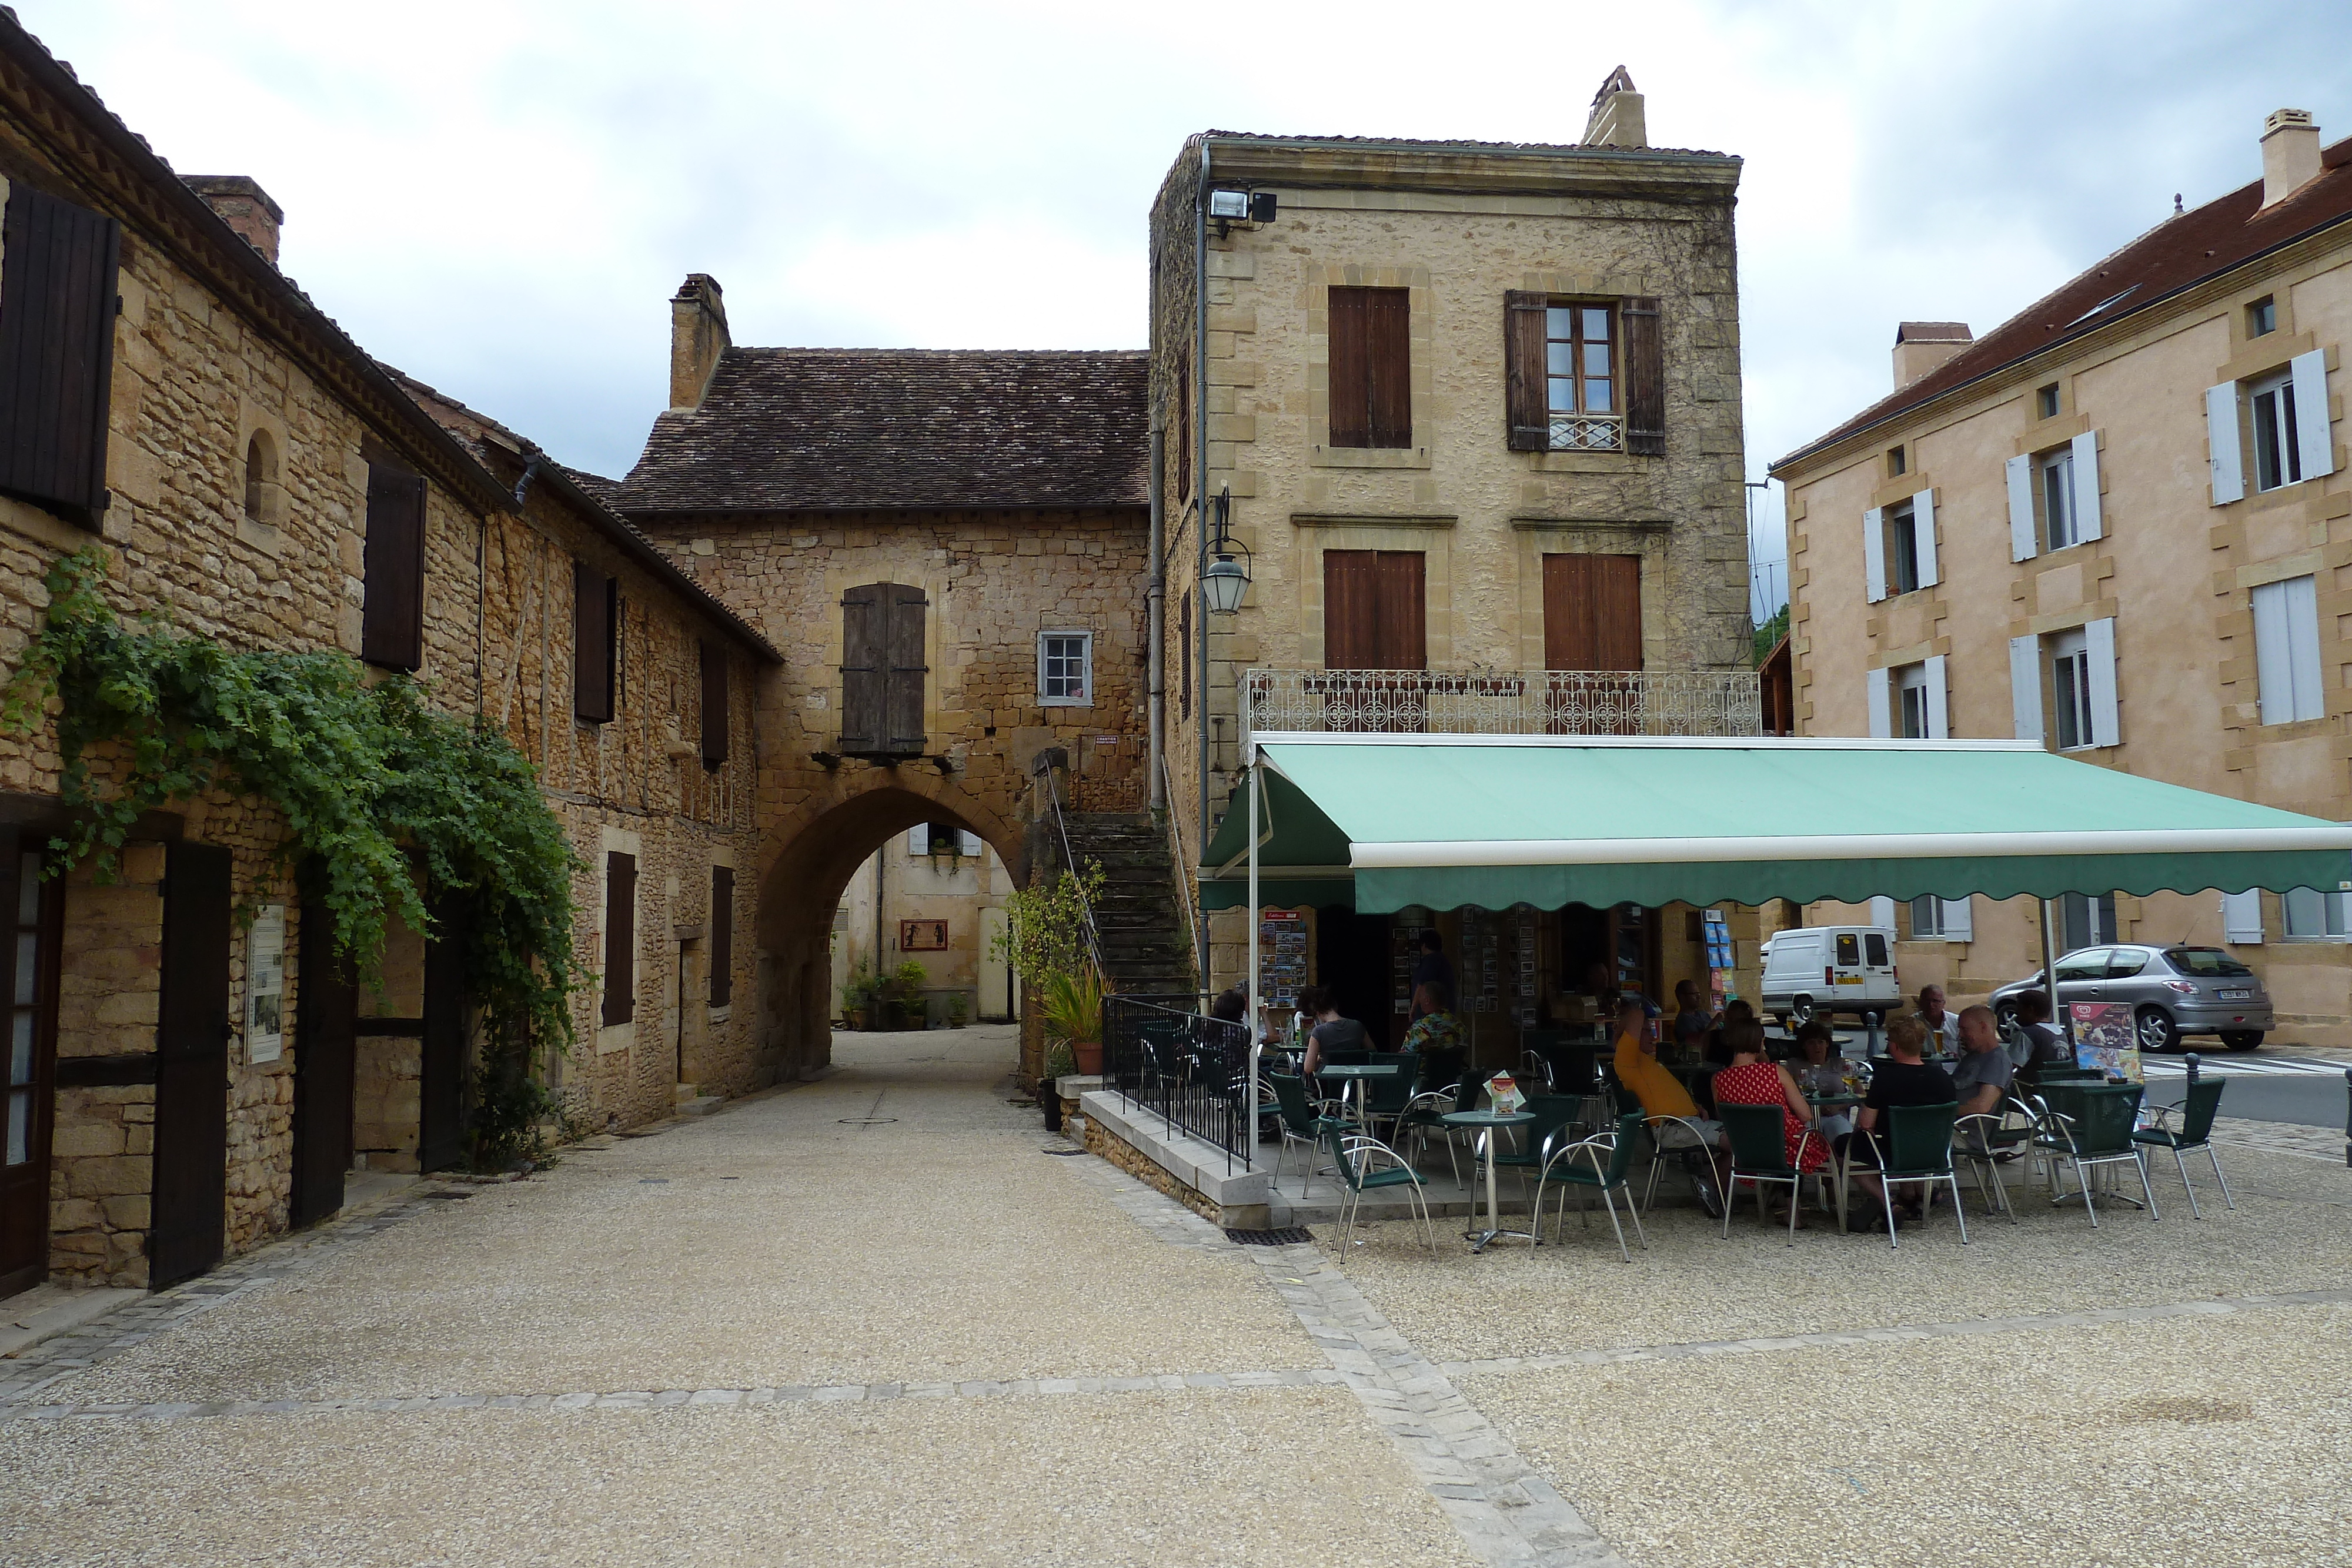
[361,462,427,670]
[1178,590,1192,717]
[2291,350,2334,480]
[572,562,615,722]
[1621,296,1664,455]
[1862,506,1886,603]
[2220,890,2264,945]
[2206,382,2244,504]
[0,185,121,527]
[1504,291,1549,451]
[152,840,231,1289]
[839,583,883,753]
[699,640,729,767]
[1911,490,1939,589]
[709,866,734,1008]
[2070,432,2104,541]
[883,583,928,754]
[1367,287,1412,448]
[1323,550,1379,668]
[602,851,636,1027]
[1372,550,1426,668]
[2009,634,2043,741]
[2085,617,2120,747]
[290,871,356,1228]
[1924,653,1950,739]
[2005,454,2038,561]
[1543,554,1642,670]
[1327,286,1371,447]
[418,892,468,1174]
[1866,667,1892,738]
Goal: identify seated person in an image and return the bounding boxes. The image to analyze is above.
[1400,981,1464,1058]
[1299,985,1368,1079]
[1710,1021,1827,1221]
[2009,990,2070,1081]
[1949,1004,2020,1154]
[1209,986,1247,1023]
[1913,985,1961,1058]
[1789,1021,1853,1141]
[1835,1015,1956,1231]
[1672,979,1716,1062]
[1613,995,1720,1151]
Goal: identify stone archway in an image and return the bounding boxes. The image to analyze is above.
[753,769,1030,1084]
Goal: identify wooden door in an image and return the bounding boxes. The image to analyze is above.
[290,875,355,1228]
[1544,554,1642,734]
[0,830,59,1299]
[1324,550,1427,730]
[152,840,231,1289]
[418,892,470,1174]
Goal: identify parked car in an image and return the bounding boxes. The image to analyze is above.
[1987,944,2270,1054]
[1760,925,1901,1028]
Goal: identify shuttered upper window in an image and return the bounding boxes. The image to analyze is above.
[699,640,729,768]
[1327,286,1411,449]
[573,562,616,723]
[1322,550,1425,670]
[1505,293,1663,455]
[708,865,734,1007]
[1541,554,1642,671]
[601,851,636,1027]
[0,186,121,529]
[360,458,426,671]
[838,583,927,757]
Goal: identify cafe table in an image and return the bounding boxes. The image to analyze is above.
[1806,1094,1862,1231]
[1441,1108,1537,1252]
[1313,1061,1408,1128]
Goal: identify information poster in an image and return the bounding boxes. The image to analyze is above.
[246,904,285,1065]
[2069,1001,2142,1082]
[1258,910,1305,1009]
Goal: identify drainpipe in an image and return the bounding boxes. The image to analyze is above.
[1147,419,1166,813]
[873,845,887,987]
[1194,136,1213,992]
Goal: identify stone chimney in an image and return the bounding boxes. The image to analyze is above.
[184,175,282,265]
[1892,321,1972,390]
[1582,66,1647,149]
[670,274,732,412]
[2260,108,2322,209]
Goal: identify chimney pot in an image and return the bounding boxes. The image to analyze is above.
[184,175,282,265]
[1582,66,1648,150]
[669,274,732,413]
[2260,108,2321,209]
[1892,321,1972,392]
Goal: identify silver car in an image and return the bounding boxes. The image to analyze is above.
[1987,944,2271,1054]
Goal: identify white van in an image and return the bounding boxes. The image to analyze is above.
[1760,925,1902,1028]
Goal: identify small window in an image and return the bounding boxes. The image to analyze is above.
[2105,950,2148,977]
[1909,894,1944,938]
[1884,500,1919,596]
[2251,575,2324,725]
[1834,933,1861,966]
[243,431,276,524]
[601,851,637,1027]
[699,641,729,767]
[2051,628,2094,751]
[573,563,617,724]
[2247,296,2277,338]
[1542,302,1619,450]
[2251,368,2304,491]
[708,865,734,1008]
[2052,947,2110,982]
[2165,946,2254,977]
[2038,446,2078,551]
[360,458,426,671]
[913,824,983,857]
[2283,885,2350,939]
[1886,444,1906,477]
[1895,662,1930,739]
[2059,892,2118,950]
[1863,933,1890,966]
[2035,383,2060,419]
[1040,631,1092,707]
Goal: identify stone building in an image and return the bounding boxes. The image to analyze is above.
[1145,74,1759,1031]
[607,279,1150,1080]
[0,15,776,1300]
[1770,109,2352,1048]
[829,826,1020,1026]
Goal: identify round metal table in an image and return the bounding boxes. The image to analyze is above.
[1314,1061,1408,1126]
[1441,1108,1536,1252]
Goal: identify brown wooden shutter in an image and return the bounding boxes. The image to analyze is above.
[1543,554,1643,670]
[151,840,231,1288]
[1622,297,1665,456]
[1177,357,1191,501]
[417,891,469,1174]
[602,852,636,1027]
[1323,549,1378,668]
[709,865,734,1008]
[699,640,729,767]
[838,584,883,752]
[573,562,615,723]
[884,583,928,754]
[290,864,356,1228]
[1373,551,1426,668]
[361,463,427,670]
[1367,288,1412,448]
[0,186,121,528]
[1327,287,1371,447]
[1504,291,1549,451]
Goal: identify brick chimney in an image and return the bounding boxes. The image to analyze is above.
[185,175,283,265]
[1892,321,1972,390]
[670,274,731,412]
[1582,66,1647,149]
[2260,108,2321,210]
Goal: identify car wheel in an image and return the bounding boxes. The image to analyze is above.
[2219,1029,2263,1052]
[1789,995,1815,1027]
[1993,1001,2020,1045]
[2134,1006,2179,1054]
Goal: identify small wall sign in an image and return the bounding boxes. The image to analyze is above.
[900,918,948,952]
[247,904,286,1064]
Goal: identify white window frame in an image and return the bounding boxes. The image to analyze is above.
[909,825,985,858]
[1038,630,1093,708]
[2251,574,2325,725]
[2282,885,2351,941]
[2051,629,2094,751]
[1909,894,1945,938]
[1896,663,1930,740]
[1885,500,1920,596]
[2250,368,2303,492]
[2039,446,2077,551]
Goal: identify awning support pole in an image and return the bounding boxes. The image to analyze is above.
[2039,898,2074,1055]
[1246,754,1261,1172]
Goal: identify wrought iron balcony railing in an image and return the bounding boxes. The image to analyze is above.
[1549,412,1622,451]
[1244,667,1762,738]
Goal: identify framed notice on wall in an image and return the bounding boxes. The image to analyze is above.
[900,918,948,952]
[246,904,286,1064]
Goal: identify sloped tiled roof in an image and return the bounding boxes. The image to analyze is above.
[615,348,1149,514]
[1775,137,2352,473]
[1201,128,1733,160]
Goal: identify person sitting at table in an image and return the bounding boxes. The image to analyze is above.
[1672,979,1715,1062]
[1710,1020,1826,1222]
[1912,985,1960,1058]
[1409,931,1455,1021]
[1837,1015,1956,1231]
[2010,990,2070,1082]
[1401,981,1464,1057]
[1949,1004,2020,1155]
[1209,986,1247,1023]
[1612,995,1720,1160]
[1790,1021,1854,1141]
[1299,985,1368,1078]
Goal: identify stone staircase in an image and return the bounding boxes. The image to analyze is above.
[1063,811,1195,998]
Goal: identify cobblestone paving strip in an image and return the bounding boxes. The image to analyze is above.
[2210,1115,2348,1165]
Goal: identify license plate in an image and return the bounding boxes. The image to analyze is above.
[2217,988,2251,1001]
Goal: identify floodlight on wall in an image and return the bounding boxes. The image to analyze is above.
[1202,487,1251,615]
[1206,189,1277,237]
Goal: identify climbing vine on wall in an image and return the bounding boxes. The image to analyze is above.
[2,550,584,1170]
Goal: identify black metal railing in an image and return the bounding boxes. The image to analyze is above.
[1102,993,1252,1173]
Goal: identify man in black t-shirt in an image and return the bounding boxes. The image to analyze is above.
[1835,1015,1955,1230]
[1409,930,1454,1019]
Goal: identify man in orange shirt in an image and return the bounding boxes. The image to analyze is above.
[1611,997,1724,1213]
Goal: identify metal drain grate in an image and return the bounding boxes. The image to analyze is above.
[1224,1226,1314,1246]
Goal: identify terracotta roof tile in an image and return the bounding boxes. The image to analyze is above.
[1775,138,2352,472]
[614,348,1148,514]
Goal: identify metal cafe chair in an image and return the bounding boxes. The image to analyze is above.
[1530,1111,1649,1262]
[2132,1076,2234,1218]
[1857,1102,1969,1251]
[2034,1082,2161,1228]
[1716,1101,1825,1248]
[1318,1126,1441,1264]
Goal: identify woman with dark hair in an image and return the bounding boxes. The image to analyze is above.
[1710,1020,1827,1222]
[1299,985,1368,1077]
[1208,986,1247,1023]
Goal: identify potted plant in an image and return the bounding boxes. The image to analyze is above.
[888,958,928,1031]
[839,967,877,1031]
[946,991,970,1029]
[1041,1040,1075,1130]
[1042,967,1105,1076]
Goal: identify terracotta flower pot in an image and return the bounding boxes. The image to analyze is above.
[1073,1041,1103,1075]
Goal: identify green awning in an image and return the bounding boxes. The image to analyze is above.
[1200,735,2352,913]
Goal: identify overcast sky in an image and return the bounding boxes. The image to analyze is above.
[26,1,2352,621]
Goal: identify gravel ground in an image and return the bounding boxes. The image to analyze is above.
[29,1027,1309,1404]
[1323,1141,2352,1365]
[1,1388,1478,1568]
[1463,1303,2352,1568]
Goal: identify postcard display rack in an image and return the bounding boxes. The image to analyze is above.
[1459,906,1539,1027]
[1258,910,1307,1010]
